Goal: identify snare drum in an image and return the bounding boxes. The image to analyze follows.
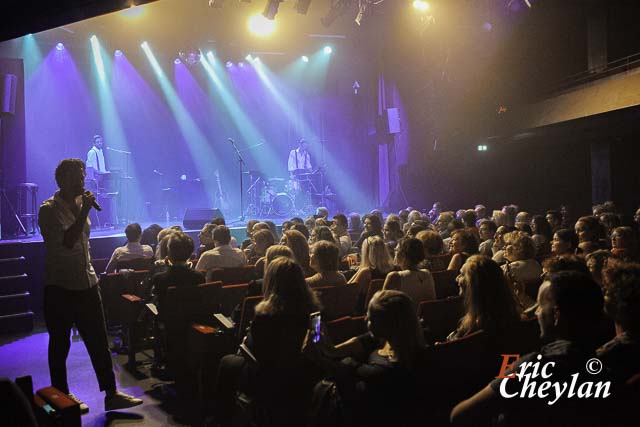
[271,193,294,216]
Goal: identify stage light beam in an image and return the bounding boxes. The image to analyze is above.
[413,1,430,11]
[56,42,65,51]
[323,46,333,55]
[302,55,309,62]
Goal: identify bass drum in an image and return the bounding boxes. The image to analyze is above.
[271,193,294,217]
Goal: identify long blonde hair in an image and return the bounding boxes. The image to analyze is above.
[360,236,394,273]
[257,257,320,315]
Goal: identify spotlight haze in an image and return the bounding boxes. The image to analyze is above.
[114,49,123,57]
[302,55,309,62]
[323,46,332,55]
[248,13,276,37]
[56,42,65,51]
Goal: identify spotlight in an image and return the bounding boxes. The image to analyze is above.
[295,0,312,15]
[248,13,276,37]
[178,48,202,67]
[114,49,123,57]
[301,55,309,62]
[245,54,253,61]
[238,62,245,68]
[174,58,182,65]
[225,61,233,68]
[56,42,65,51]
[321,0,351,28]
[263,0,282,20]
[477,145,488,152]
[141,41,149,48]
[323,46,333,55]
[413,0,430,11]
[254,57,261,62]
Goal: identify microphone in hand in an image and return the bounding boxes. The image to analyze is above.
[82,190,102,211]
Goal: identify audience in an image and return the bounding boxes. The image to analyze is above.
[382,219,404,251]
[550,228,579,256]
[610,226,638,262]
[281,229,314,277]
[309,225,336,245]
[383,237,436,304]
[447,229,479,271]
[575,215,606,255]
[477,219,497,257]
[416,230,448,271]
[348,235,395,291]
[502,231,542,310]
[546,209,563,232]
[245,229,275,265]
[105,223,154,273]
[195,225,246,271]
[306,241,347,288]
[331,213,352,257]
[196,223,216,259]
[355,213,384,249]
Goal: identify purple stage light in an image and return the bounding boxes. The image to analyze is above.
[225,61,233,68]
[483,22,493,32]
[115,49,123,57]
[174,58,182,65]
[56,42,65,51]
[238,62,245,68]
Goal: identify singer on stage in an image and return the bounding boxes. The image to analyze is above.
[38,158,142,413]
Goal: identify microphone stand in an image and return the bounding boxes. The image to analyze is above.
[228,139,246,221]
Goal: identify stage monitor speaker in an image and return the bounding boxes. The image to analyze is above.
[183,208,224,230]
[1,74,17,115]
[384,108,401,134]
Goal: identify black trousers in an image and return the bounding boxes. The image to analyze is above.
[44,285,116,394]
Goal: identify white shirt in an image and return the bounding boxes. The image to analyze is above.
[287,148,311,172]
[86,146,106,179]
[334,233,352,257]
[105,241,154,273]
[195,244,247,271]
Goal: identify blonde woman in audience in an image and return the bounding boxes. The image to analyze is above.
[384,237,436,304]
[306,241,347,288]
[416,230,448,272]
[281,229,314,277]
[348,236,395,292]
[502,230,542,310]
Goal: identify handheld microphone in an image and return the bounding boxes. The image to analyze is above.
[83,190,102,211]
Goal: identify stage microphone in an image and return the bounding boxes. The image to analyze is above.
[227,138,235,143]
[83,190,102,211]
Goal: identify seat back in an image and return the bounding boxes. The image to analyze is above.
[432,269,459,299]
[418,296,464,344]
[237,295,263,341]
[219,283,250,317]
[313,285,359,321]
[364,279,385,309]
[116,257,154,272]
[164,281,222,325]
[206,265,258,285]
[425,253,453,272]
[325,315,367,344]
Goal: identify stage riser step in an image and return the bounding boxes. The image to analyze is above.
[0,311,34,334]
[0,274,29,295]
[0,292,30,316]
[0,257,26,277]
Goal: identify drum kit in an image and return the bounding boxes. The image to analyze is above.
[244,169,331,217]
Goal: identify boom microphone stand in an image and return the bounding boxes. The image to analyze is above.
[227,138,245,222]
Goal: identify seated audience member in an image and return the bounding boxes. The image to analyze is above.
[290,217,304,226]
[348,212,363,234]
[384,238,436,304]
[502,204,518,227]
[281,220,293,233]
[306,241,347,288]
[435,212,454,239]
[428,202,443,222]
[195,225,246,271]
[575,215,606,255]
[370,209,384,227]
[447,229,479,271]
[331,213,352,257]
[451,271,607,427]
[241,219,259,250]
[264,220,279,242]
[309,225,336,245]
[597,261,640,385]
[196,223,216,259]
[491,225,515,264]
[586,249,612,288]
[140,223,163,249]
[304,290,428,427]
[477,220,497,257]
[281,229,314,277]
[304,216,317,234]
[402,210,423,233]
[383,219,404,251]
[531,214,553,259]
[315,206,329,219]
[348,235,396,291]
[105,223,154,273]
[245,229,275,265]
[399,209,411,226]
[443,218,465,250]
[491,210,509,227]
[600,212,621,242]
[291,223,310,240]
[610,226,638,262]
[546,210,563,232]
[243,222,270,260]
[461,209,479,238]
[355,214,384,249]
[153,228,178,274]
[211,217,238,247]
[216,258,321,426]
[448,255,520,341]
[407,222,428,239]
[502,231,542,310]
[515,211,532,230]
[417,230,448,271]
[152,232,205,308]
[474,204,487,224]
[550,228,579,256]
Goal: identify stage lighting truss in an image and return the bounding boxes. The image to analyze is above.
[263,0,282,20]
[208,0,225,7]
[179,48,203,67]
[321,0,352,27]
[355,0,384,26]
[295,0,312,15]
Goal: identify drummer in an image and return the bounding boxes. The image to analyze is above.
[287,138,312,179]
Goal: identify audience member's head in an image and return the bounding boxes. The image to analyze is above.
[406,223,428,239]
[531,215,553,240]
[331,214,348,236]
[124,223,143,243]
[262,244,294,278]
[416,230,444,256]
[575,216,604,245]
[394,237,425,270]
[546,210,563,231]
[363,213,383,236]
[492,211,509,227]
[310,225,336,245]
[281,220,293,232]
[367,290,424,366]
[156,228,178,260]
[198,223,216,246]
[291,223,310,239]
[383,219,404,243]
[257,257,320,316]
[542,254,589,276]
[586,249,612,287]
[502,205,517,227]
[316,206,329,219]
[611,226,637,257]
[290,217,304,225]
[478,220,497,242]
[253,229,276,256]
[213,225,232,246]
[503,231,536,262]
[167,232,195,263]
[211,217,226,226]
[456,255,520,336]
[551,228,579,256]
[140,224,163,247]
[535,271,604,345]
[493,225,516,252]
[282,229,311,271]
[360,236,395,273]
[245,219,259,238]
[264,220,279,241]
[475,204,487,220]
[515,211,532,228]
[600,212,621,238]
[603,261,640,336]
[310,241,341,273]
[461,210,477,229]
[348,212,362,230]
[449,229,479,255]
[436,212,454,233]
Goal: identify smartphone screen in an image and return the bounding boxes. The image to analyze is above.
[309,311,322,343]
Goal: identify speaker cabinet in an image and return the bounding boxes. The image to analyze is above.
[183,208,224,230]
